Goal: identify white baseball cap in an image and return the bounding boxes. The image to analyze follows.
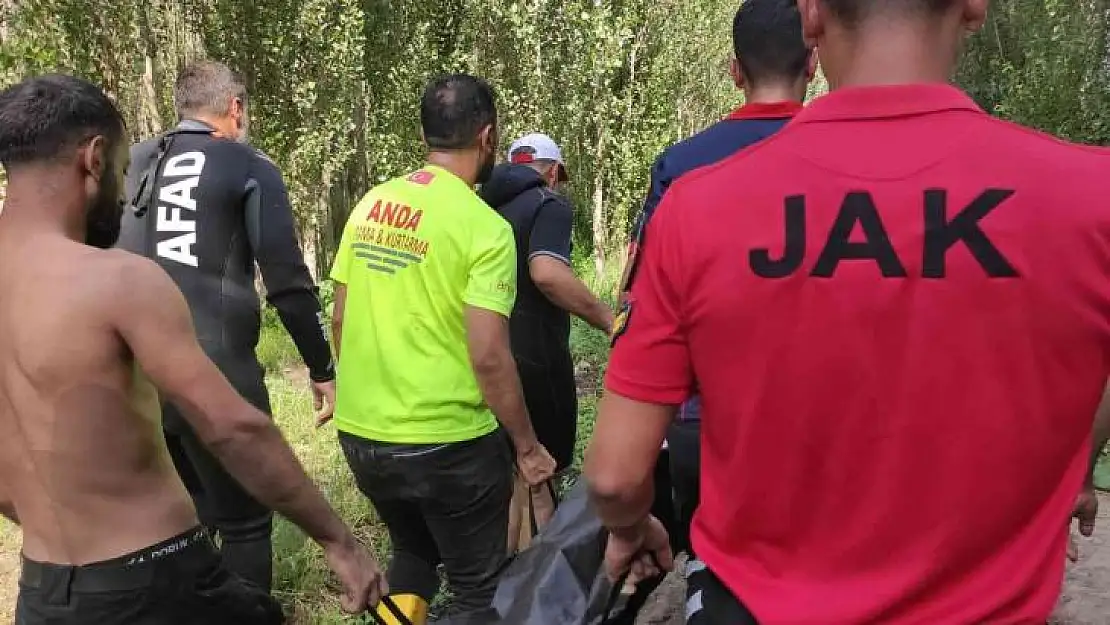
[508,133,568,181]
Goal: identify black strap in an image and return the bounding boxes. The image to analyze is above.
[527,483,539,539]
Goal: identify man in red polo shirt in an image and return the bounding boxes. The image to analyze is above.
[586,0,1110,623]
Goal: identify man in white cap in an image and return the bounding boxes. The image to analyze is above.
[480,133,613,543]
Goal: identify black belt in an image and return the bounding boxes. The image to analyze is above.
[20,526,214,594]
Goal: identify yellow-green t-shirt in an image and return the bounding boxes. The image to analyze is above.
[330,165,516,444]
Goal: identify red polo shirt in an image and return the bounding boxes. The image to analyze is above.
[606,84,1110,624]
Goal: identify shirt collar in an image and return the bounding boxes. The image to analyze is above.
[725,100,805,121]
[422,164,475,191]
[792,83,983,125]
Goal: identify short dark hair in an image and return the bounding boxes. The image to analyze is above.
[175,60,247,120]
[733,0,810,86]
[0,74,125,170]
[823,0,954,24]
[420,74,497,151]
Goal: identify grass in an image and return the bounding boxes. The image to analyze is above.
[266,372,390,623]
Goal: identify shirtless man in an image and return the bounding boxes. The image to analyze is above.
[0,75,385,624]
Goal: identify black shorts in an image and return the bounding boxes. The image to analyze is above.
[16,527,284,625]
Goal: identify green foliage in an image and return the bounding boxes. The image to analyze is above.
[2,0,747,278]
[317,282,336,317]
[3,0,1109,281]
[1098,447,1110,492]
[957,0,1110,145]
[256,320,300,374]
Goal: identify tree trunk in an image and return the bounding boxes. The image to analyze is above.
[137,6,166,139]
[0,0,12,43]
[591,129,607,278]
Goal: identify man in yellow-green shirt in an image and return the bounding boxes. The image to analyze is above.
[329,74,556,621]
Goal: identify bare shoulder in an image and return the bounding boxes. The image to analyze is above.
[96,250,180,296]
[89,250,188,322]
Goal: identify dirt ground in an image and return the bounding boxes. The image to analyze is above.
[634,492,1110,625]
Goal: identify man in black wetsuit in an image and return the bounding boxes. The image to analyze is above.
[117,60,335,592]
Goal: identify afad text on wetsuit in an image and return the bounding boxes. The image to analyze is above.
[155,151,207,268]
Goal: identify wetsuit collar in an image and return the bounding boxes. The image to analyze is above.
[175,119,216,133]
[725,100,804,121]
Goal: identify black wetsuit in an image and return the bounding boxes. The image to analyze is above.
[117,120,334,592]
[479,164,578,473]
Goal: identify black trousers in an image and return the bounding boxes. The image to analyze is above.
[339,429,513,616]
[163,358,273,592]
[16,527,284,625]
[685,560,758,625]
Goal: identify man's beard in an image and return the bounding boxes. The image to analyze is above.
[85,186,123,249]
[476,151,495,186]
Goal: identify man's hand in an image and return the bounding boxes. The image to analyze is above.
[323,534,389,613]
[1068,486,1099,562]
[604,516,674,584]
[313,379,337,428]
[516,442,557,487]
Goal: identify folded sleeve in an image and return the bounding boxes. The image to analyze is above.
[465,218,518,317]
[604,185,693,406]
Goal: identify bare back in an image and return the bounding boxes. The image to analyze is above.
[0,232,196,565]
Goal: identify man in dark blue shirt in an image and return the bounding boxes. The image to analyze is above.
[614,0,815,601]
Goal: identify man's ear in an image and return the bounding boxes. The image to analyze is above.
[729,58,745,91]
[963,0,989,33]
[479,124,496,151]
[231,97,247,127]
[797,0,823,47]
[806,49,819,82]
[81,135,108,182]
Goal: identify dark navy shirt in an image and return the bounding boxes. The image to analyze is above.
[628,101,803,421]
[480,164,575,359]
